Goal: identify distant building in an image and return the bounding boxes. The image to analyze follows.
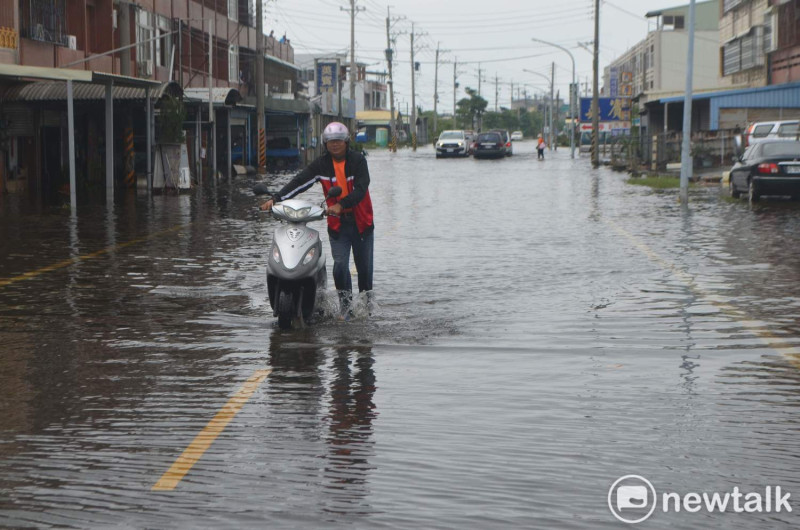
[603,0,722,102]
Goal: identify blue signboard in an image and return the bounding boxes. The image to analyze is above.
[580,97,631,122]
[609,67,618,98]
[316,61,338,94]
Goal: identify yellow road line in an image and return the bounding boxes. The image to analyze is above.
[151,369,272,492]
[605,219,800,369]
[0,224,186,289]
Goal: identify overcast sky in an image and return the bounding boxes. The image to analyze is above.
[270,0,692,112]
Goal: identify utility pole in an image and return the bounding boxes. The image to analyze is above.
[256,0,265,173]
[679,0,696,204]
[385,7,397,151]
[209,18,215,179]
[342,0,365,134]
[453,58,458,129]
[495,74,499,113]
[410,23,417,150]
[433,43,440,135]
[592,0,600,167]
[477,63,482,97]
[550,62,555,150]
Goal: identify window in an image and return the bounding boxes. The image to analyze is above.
[723,40,741,76]
[674,16,684,29]
[19,0,67,46]
[763,142,800,157]
[137,10,154,65]
[777,123,799,138]
[156,15,171,67]
[228,0,238,22]
[763,12,776,53]
[723,27,765,76]
[752,124,774,138]
[229,45,239,83]
[723,0,744,14]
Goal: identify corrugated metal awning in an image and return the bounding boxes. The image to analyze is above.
[1,80,182,102]
[0,64,92,83]
[184,87,242,106]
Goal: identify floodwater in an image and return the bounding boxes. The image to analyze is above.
[1,141,800,528]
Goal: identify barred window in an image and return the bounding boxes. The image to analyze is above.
[723,40,740,76]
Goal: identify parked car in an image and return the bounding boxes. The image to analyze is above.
[729,140,800,202]
[473,132,506,159]
[743,120,800,148]
[511,130,524,141]
[435,130,471,158]
[490,129,513,156]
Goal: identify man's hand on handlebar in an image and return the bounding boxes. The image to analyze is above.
[327,203,343,216]
[260,198,274,211]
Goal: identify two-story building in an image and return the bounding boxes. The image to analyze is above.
[0,0,304,201]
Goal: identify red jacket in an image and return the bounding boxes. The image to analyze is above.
[273,149,374,235]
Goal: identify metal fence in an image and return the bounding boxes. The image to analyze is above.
[647,131,738,171]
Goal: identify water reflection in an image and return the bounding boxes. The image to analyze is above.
[266,330,377,516]
[325,344,377,514]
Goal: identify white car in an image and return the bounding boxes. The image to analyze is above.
[435,130,471,158]
[743,120,799,148]
[511,131,524,141]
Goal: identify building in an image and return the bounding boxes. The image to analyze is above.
[0,0,305,200]
[603,0,722,103]
[767,0,799,84]
[719,0,772,89]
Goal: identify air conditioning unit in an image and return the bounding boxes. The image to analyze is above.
[66,35,77,50]
[283,79,292,93]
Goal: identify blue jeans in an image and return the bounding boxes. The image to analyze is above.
[329,217,374,293]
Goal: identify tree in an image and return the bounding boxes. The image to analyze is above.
[456,88,488,130]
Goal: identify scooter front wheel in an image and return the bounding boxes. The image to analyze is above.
[277,289,294,330]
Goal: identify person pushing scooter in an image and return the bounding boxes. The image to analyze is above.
[260,122,375,318]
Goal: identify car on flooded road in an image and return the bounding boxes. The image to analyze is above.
[435,130,471,158]
[473,132,506,159]
[730,140,800,202]
[511,130,524,141]
[490,129,513,156]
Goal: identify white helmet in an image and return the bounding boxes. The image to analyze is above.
[322,122,349,143]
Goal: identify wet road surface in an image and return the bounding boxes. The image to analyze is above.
[1,141,800,528]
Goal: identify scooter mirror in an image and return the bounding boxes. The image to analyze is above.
[327,186,342,198]
[253,183,273,195]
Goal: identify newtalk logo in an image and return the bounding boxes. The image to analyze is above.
[608,475,793,524]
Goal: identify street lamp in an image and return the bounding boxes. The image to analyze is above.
[531,37,576,158]
[522,68,553,149]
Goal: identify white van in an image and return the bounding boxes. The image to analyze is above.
[743,120,800,147]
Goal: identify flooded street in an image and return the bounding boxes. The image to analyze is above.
[2,141,800,528]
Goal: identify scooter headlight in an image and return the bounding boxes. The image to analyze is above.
[283,205,311,220]
[272,246,281,263]
[302,247,316,266]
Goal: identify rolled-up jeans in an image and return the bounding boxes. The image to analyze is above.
[329,216,374,293]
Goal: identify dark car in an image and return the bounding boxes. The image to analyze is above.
[490,129,513,156]
[730,140,800,202]
[473,132,506,159]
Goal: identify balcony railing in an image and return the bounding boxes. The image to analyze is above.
[19,0,67,47]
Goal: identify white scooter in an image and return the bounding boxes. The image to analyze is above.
[254,183,342,329]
